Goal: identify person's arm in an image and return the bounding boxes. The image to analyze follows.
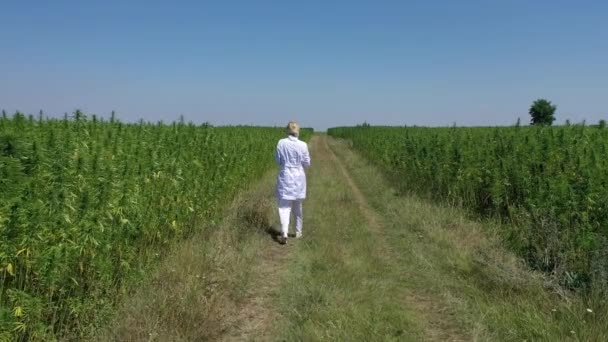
[301,144,311,168]
[275,143,281,165]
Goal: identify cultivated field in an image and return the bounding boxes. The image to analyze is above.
[1,111,607,340]
[329,125,608,293]
[0,111,311,340]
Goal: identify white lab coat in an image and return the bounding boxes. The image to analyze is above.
[275,135,311,200]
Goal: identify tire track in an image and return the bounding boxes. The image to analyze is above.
[322,135,468,342]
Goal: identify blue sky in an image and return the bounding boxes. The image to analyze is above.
[1,1,607,130]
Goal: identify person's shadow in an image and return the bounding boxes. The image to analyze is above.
[265,224,296,244]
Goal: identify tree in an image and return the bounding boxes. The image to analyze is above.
[529,99,556,126]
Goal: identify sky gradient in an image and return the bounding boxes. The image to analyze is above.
[1,0,607,130]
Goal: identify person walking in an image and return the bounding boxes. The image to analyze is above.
[275,121,311,245]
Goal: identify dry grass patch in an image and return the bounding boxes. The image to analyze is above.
[99,175,277,341]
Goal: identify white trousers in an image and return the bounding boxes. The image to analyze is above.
[278,199,303,238]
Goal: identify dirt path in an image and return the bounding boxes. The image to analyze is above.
[220,239,293,341]
[322,136,381,229]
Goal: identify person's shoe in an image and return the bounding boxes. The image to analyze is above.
[279,235,288,245]
[295,232,302,239]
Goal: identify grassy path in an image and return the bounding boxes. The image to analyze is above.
[323,135,467,340]
[106,134,603,341]
[267,134,431,340]
[225,134,469,340]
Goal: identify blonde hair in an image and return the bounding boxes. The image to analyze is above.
[286,121,300,136]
